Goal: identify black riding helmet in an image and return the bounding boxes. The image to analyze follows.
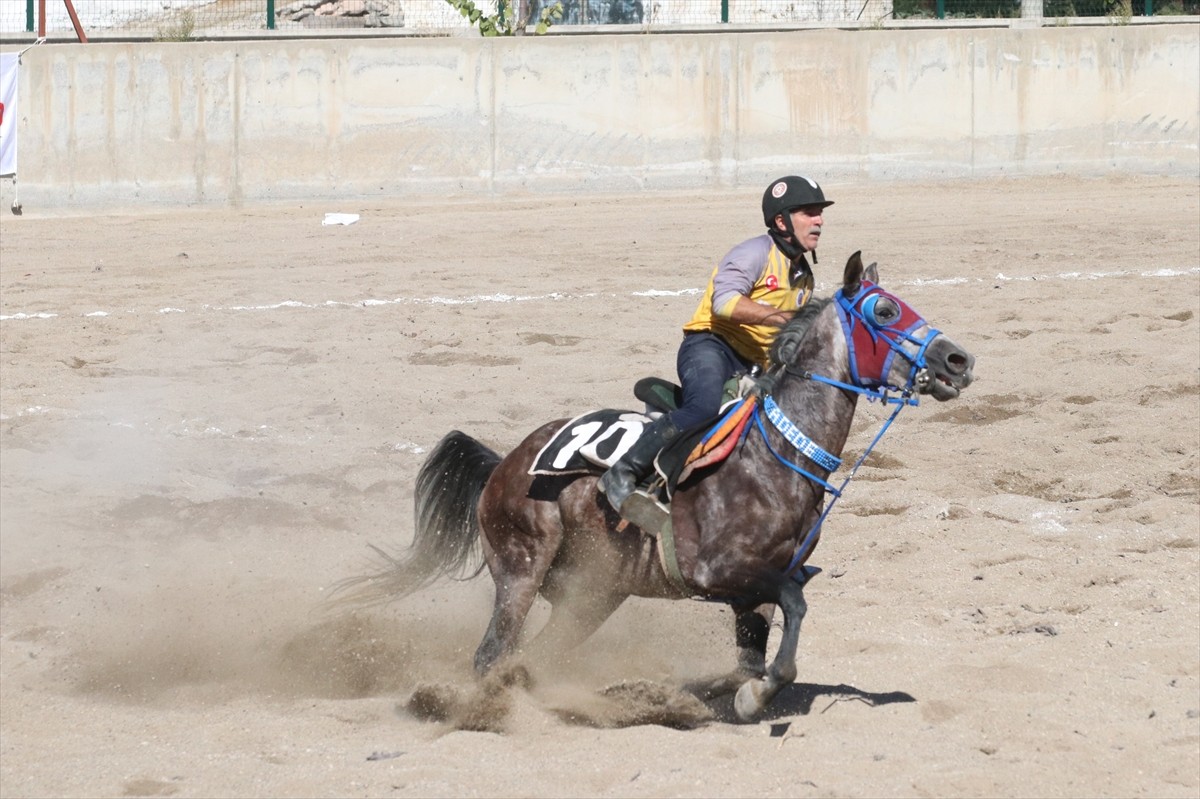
[761,175,834,227]
[761,175,833,263]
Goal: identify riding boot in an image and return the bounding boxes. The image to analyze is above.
[597,415,680,514]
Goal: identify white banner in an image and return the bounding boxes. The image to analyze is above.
[0,53,18,176]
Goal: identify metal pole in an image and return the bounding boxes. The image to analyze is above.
[62,0,88,41]
[721,0,729,23]
[1144,0,1152,14]
[37,0,44,37]
[26,0,33,32]
[267,0,275,29]
[935,0,944,19]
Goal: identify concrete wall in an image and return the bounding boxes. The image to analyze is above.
[3,24,1197,209]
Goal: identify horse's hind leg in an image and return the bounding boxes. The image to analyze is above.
[525,584,626,667]
[474,576,544,675]
[471,460,565,675]
[734,586,806,721]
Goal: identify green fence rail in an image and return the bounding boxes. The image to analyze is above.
[4,0,1194,37]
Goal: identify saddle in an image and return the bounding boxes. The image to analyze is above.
[637,377,765,490]
[529,373,757,498]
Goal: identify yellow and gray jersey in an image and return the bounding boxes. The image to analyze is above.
[682,234,814,368]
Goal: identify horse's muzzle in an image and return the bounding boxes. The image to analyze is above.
[923,335,975,401]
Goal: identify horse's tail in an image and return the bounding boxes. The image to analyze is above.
[332,430,502,607]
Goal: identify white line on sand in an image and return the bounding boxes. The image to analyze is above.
[1,267,1197,322]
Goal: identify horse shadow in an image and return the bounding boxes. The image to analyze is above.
[701,682,916,725]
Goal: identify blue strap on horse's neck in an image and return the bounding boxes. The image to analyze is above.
[750,371,917,579]
[762,395,841,471]
[751,403,842,496]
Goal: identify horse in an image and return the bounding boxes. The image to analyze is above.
[348,251,975,721]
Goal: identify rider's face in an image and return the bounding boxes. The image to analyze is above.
[788,205,826,252]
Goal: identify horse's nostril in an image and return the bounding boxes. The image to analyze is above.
[947,353,968,374]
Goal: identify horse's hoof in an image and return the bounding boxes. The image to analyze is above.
[684,668,764,701]
[683,673,741,701]
[734,679,766,722]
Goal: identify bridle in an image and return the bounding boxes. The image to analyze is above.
[831,280,942,395]
[746,281,944,577]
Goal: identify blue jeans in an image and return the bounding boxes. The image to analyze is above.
[669,332,756,432]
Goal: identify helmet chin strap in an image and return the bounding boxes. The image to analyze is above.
[768,221,818,273]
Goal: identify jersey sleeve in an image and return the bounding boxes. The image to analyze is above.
[711,236,772,318]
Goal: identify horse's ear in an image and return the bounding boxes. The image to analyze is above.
[843,250,864,294]
[865,261,879,285]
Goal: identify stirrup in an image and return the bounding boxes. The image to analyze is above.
[619,491,671,534]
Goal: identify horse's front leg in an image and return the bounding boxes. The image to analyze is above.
[734,585,805,721]
[685,602,775,700]
[735,602,776,677]
[681,597,772,695]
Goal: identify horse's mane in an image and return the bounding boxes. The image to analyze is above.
[768,296,834,369]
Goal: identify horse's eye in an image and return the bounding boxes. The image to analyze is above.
[863,296,901,327]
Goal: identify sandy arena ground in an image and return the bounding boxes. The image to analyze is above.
[1,175,1198,798]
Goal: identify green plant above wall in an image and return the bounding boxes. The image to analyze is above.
[154,9,196,41]
[445,0,564,35]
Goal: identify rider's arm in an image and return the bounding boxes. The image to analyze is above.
[726,295,793,327]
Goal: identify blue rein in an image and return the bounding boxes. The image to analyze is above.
[753,285,941,578]
[758,391,910,578]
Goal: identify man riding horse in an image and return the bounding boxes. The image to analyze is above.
[349,231,975,721]
[598,174,835,519]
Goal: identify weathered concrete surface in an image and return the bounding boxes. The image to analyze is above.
[0,24,1196,210]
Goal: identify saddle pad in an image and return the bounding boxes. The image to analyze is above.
[530,410,655,476]
[675,397,757,488]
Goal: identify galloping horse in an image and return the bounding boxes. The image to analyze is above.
[353,252,974,721]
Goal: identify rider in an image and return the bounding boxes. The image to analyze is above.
[598,175,834,517]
